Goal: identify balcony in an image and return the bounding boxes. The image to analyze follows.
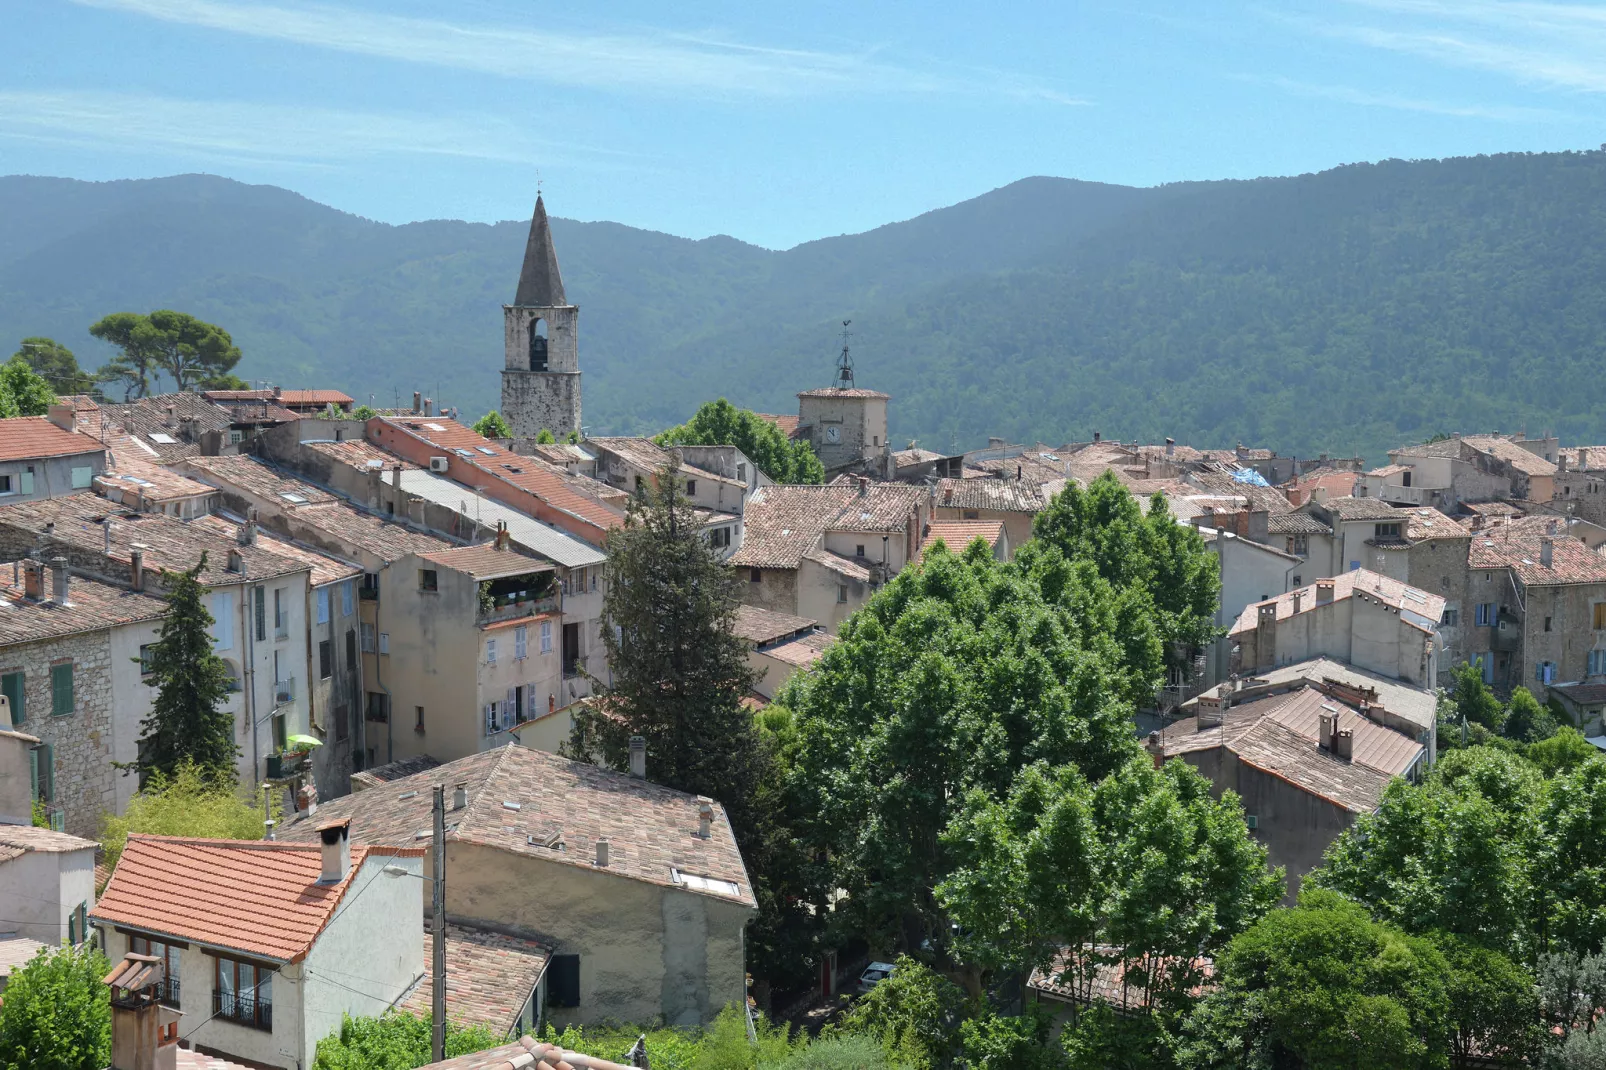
[265,751,308,779]
[274,678,295,706]
[157,976,180,1009]
[213,989,272,1031]
[477,577,561,627]
[563,654,587,680]
[359,586,378,602]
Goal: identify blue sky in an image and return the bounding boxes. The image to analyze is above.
[5,0,1606,248]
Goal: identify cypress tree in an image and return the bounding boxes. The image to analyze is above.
[137,553,239,785]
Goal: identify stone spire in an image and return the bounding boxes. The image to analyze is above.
[513,194,567,307]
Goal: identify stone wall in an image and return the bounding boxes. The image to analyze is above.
[501,370,582,440]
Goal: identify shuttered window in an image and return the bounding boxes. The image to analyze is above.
[2,671,23,727]
[50,663,73,717]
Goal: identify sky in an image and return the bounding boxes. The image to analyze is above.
[5,0,1606,249]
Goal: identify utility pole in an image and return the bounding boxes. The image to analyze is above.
[432,783,446,1063]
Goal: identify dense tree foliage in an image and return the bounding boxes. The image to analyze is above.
[312,1011,500,1070]
[10,337,93,396]
[659,398,825,484]
[135,556,239,785]
[0,357,58,417]
[0,944,111,1070]
[88,309,242,397]
[100,762,276,868]
[471,409,511,438]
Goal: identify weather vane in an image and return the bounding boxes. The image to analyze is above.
[835,319,854,389]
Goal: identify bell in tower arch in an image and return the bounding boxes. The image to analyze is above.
[530,317,549,371]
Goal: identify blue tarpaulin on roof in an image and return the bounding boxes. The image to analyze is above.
[1231,468,1271,487]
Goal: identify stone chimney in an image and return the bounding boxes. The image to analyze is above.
[413,391,422,414]
[317,818,352,884]
[1560,452,1570,473]
[1196,692,1225,729]
[595,837,610,867]
[237,514,256,546]
[424,397,434,417]
[1316,580,1335,605]
[391,464,403,490]
[49,556,70,606]
[858,476,868,496]
[46,403,76,433]
[21,559,42,601]
[1165,437,1175,457]
[1541,536,1554,569]
[130,544,146,592]
[1312,486,1329,504]
[453,782,467,810]
[1333,726,1355,761]
[696,796,714,839]
[106,952,182,1070]
[163,405,176,428]
[943,485,953,505]
[629,735,646,779]
[1318,710,1336,751]
[1255,603,1278,670]
[1144,730,1164,767]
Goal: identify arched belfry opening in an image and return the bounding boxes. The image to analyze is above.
[530,318,548,371]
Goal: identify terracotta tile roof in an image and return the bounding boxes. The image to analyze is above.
[1552,681,1606,705]
[731,604,817,645]
[752,413,801,439]
[1468,527,1606,586]
[587,437,673,473]
[176,1050,254,1070]
[0,417,104,463]
[1185,470,1294,515]
[0,825,98,854]
[305,439,422,472]
[1233,656,1438,731]
[1289,467,1359,498]
[0,572,167,645]
[201,390,276,402]
[0,936,50,978]
[935,477,1044,514]
[419,1037,631,1070]
[0,494,311,584]
[90,835,423,963]
[377,418,622,532]
[730,484,921,569]
[803,547,872,582]
[1403,507,1468,541]
[351,755,442,792]
[894,448,946,467]
[285,502,457,563]
[182,455,340,507]
[188,514,360,587]
[1560,447,1606,471]
[276,745,755,908]
[1030,947,1214,1010]
[764,630,833,668]
[922,520,1006,556]
[101,393,236,461]
[1229,569,1445,636]
[97,432,217,505]
[397,924,550,1035]
[1393,438,1468,460]
[1269,512,1332,535]
[416,544,556,581]
[796,387,889,399]
[1316,495,1409,521]
[1367,464,1412,477]
[278,389,354,406]
[1463,436,1557,476]
[1460,500,1527,518]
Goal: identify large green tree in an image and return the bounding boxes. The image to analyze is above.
[0,943,111,1070]
[658,397,825,484]
[88,310,243,398]
[11,338,94,396]
[0,358,59,418]
[136,555,239,785]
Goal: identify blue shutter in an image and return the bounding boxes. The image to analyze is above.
[1482,656,1494,684]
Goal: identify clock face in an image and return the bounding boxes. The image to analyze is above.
[824,426,841,444]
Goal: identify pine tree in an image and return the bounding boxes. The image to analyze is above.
[137,554,239,786]
[567,458,763,815]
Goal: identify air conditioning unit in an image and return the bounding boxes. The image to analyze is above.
[429,456,450,473]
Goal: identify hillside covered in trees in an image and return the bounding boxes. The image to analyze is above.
[4,151,1606,459]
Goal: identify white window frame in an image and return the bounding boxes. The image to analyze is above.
[540,621,552,654]
[486,639,497,665]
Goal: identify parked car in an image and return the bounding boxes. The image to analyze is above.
[857,961,896,994]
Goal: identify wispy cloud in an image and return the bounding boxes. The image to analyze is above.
[1290,0,1606,96]
[0,89,612,168]
[1255,75,1576,121]
[65,0,1082,103]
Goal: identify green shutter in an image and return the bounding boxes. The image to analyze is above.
[2,671,23,727]
[51,663,73,717]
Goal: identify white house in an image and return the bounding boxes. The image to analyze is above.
[0,824,97,945]
[91,826,423,1070]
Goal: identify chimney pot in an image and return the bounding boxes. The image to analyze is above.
[453,782,467,809]
[413,391,422,414]
[1093,430,1101,443]
[317,818,352,884]
[595,837,610,867]
[1292,590,1303,615]
[21,559,42,600]
[1316,581,1334,605]
[1541,536,1554,569]
[391,464,403,490]
[696,796,714,839]
[1319,711,1335,750]
[50,556,69,605]
[1334,726,1355,761]
[45,404,75,433]
[629,735,646,779]
[129,544,146,592]
[164,404,176,427]
[424,397,434,417]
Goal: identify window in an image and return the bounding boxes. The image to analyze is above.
[515,625,528,660]
[548,954,580,1008]
[273,588,286,636]
[366,692,389,723]
[1402,470,1412,487]
[379,632,389,655]
[671,868,742,897]
[341,581,353,617]
[345,629,356,671]
[317,588,330,624]
[1292,534,1309,556]
[750,568,762,583]
[1291,575,1302,588]
[29,743,52,804]
[1595,603,1606,631]
[736,463,746,481]
[70,466,92,489]
[1545,616,1553,633]
[540,621,553,654]
[591,570,598,593]
[837,584,848,604]
[213,955,272,1031]
[962,510,980,520]
[1441,607,1460,627]
[361,573,380,601]
[419,569,438,592]
[1374,522,1402,539]
[529,317,548,371]
[272,713,286,751]
[361,623,376,653]
[1475,602,1498,627]
[318,640,332,679]
[128,935,181,1007]
[139,645,155,676]
[686,479,697,496]
[707,527,731,549]
[855,544,866,558]
[415,705,425,733]
[50,662,73,717]
[66,901,87,945]
[485,700,500,735]
[254,587,265,642]
[1536,661,1557,685]
[1,671,23,727]
[486,639,497,665]
[1590,649,1606,676]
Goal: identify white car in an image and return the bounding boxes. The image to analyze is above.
[857,961,896,994]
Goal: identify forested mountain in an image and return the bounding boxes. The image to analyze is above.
[4,152,1605,460]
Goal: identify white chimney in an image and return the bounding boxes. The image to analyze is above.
[629,735,646,779]
[453,782,467,810]
[317,818,352,884]
[696,796,714,839]
[49,556,70,606]
[595,837,610,867]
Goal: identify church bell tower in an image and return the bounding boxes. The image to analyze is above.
[502,194,581,438]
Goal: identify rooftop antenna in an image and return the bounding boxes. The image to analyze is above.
[834,320,854,390]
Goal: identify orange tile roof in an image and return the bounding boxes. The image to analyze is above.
[752,413,801,439]
[188,514,361,588]
[922,520,1006,556]
[397,924,550,1036]
[417,544,556,580]
[278,390,354,406]
[305,439,421,472]
[90,835,422,963]
[420,1038,632,1070]
[378,418,621,532]
[1468,527,1606,586]
[0,416,104,462]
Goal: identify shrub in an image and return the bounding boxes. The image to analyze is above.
[312,1011,500,1069]
[0,943,111,1070]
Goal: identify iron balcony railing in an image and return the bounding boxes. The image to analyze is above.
[213,989,272,1031]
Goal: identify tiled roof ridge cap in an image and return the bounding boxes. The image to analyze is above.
[124,833,320,850]
[450,744,524,835]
